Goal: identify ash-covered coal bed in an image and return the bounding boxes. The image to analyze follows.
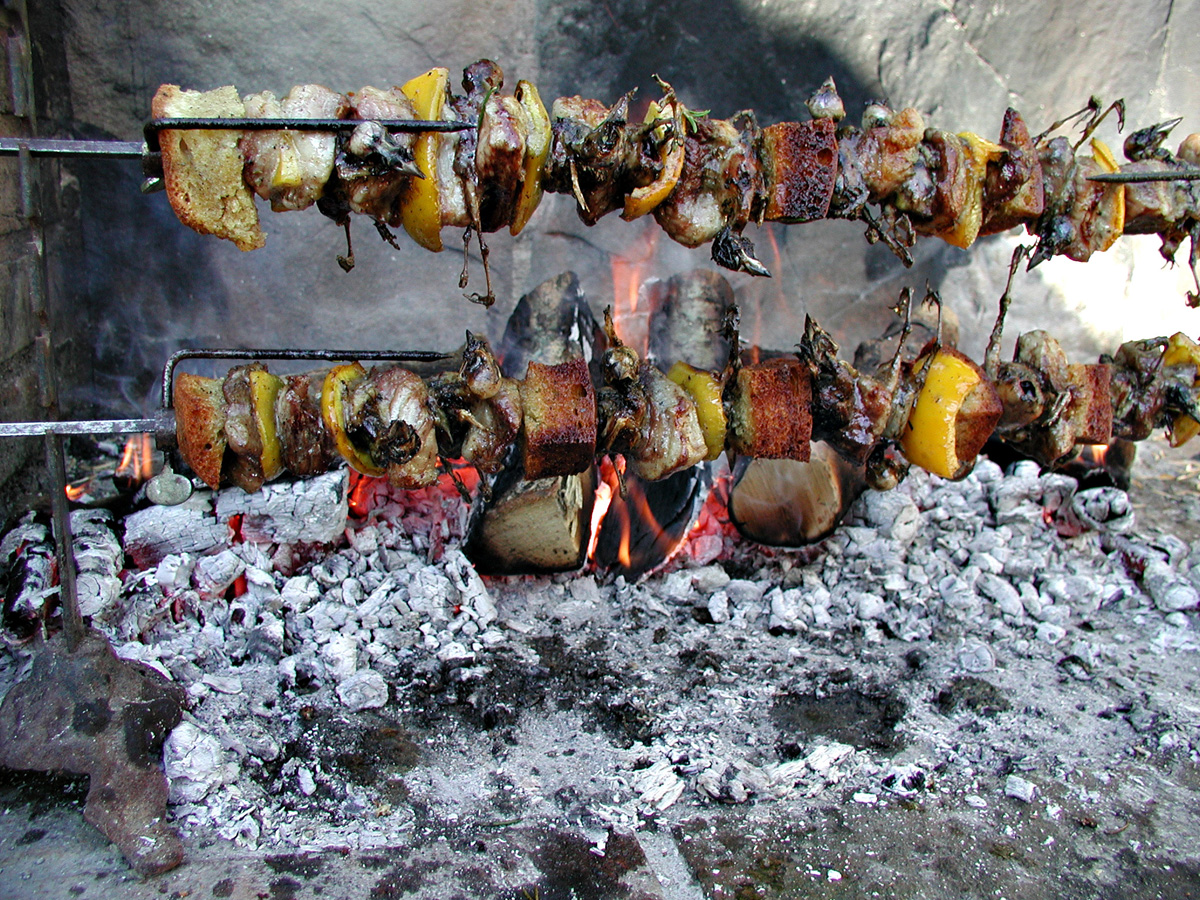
[2,440,1199,897]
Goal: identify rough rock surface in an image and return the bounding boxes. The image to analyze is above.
[0,629,186,876]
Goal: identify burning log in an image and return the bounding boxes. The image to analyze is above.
[728,445,867,547]
[594,269,732,577]
[592,457,707,577]
[466,465,595,573]
[466,272,598,574]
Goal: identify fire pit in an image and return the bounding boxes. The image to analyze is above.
[2,2,1200,898]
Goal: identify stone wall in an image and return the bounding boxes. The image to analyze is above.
[0,0,86,523]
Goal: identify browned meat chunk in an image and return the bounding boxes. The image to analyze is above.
[654,114,760,247]
[336,86,419,225]
[476,93,527,232]
[276,372,336,477]
[627,365,708,482]
[981,109,1045,235]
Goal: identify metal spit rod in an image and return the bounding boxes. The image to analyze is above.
[140,117,476,150]
[0,118,476,190]
[4,123,1200,184]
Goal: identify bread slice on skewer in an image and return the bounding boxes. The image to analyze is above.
[152,84,265,251]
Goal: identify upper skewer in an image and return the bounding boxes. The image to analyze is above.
[0,138,145,158]
[6,124,1198,183]
[0,119,477,191]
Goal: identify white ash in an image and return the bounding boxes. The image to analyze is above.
[1004,773,1038,803]
[216,470,348,544]
[0,456,1197,858]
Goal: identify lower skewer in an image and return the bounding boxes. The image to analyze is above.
[0,415,174,439]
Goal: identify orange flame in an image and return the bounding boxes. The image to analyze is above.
[65,481,90,502]
[348,471,383,518]
[586,475,615,562]
[116,433,154,485]
[609,225,659,355]
[1080,443,1109,465]
[591,455,709,575]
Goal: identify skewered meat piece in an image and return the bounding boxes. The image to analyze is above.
[332,86,421,224]
[1059,142,1125,263]
[428,332,523,474]
[318,362,439,489]
[628,365,708,481]
[595,315,707,481]
[545,93,646,225]
[276,371,337,477]
[857,105,927,202]
[652,112,762,248]
[800,314,904,466]
[476,90,528,233]
[241,85,350,212]
[980,109,1045,235]
[222,363,268,492]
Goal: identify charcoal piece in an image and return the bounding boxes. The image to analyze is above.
[0,627,186,875]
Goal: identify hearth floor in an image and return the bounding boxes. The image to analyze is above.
[1,438,1199,899]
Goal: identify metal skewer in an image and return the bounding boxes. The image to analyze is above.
[1087,168,1200,183]
[0,347,453,439]
[141,117,475,151]
[2,119,477,192]
[7,128,1200,186]
[0,137,145,158]
[0,118,476,159]
[0,415,174,439]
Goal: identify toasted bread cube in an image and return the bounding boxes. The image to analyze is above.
[1066,363,1113,445]
[763,118,838,223]
[726,358,812,460]
[174,372,227,489]
[520,357,597,479]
